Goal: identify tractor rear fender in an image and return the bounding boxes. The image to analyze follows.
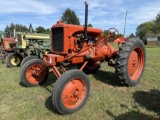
[113,37,126,43]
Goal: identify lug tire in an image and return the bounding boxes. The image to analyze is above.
[20,56,38,68]
[115,38,146,86]
[20,59,49,87]
[6,53,23,67]
[1,53,9,63]
[0,49,3,58]
[20,58,39,75]
[52,69,90,114]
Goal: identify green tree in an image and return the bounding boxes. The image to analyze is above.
[61,8,80,25]
[15,24,29,32]
[4,25,10,37]
[0,31,2,40]
[102,30,109,38]
[87,23,93,27]
[45,28,50,34]
[36,26,46,33]
[153,12,160,33]
[4,23,29,37]
[29,23,34,33]
[135,21,154,41]
[35,26,50,34]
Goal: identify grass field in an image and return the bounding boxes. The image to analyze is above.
[0,46,160,120]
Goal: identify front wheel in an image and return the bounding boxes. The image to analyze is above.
[52,69,90,114]
[115,38,146,86]
[1,53,9,63]
[20,56,38,68]
[20,59,49,87]
[6,53,23,67]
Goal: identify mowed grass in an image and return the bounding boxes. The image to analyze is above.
[0,46,160,120]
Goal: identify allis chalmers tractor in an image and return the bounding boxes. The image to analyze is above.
[6,32,50,67]
[20,2,146,114]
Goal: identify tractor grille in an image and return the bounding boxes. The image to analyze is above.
[17,35,22,46]
[52,28,64,52]
[18,39,22,46]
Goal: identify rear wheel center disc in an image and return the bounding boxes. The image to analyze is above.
[128,51,138,76]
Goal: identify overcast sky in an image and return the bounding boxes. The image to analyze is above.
[0,0,160,36]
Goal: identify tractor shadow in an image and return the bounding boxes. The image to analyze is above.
[106,109,160,120]
[45,96,61,115]
[19,72,60,114]
[133,89,160,116]
[105,89,160,120]
[40,73,57,92]
[19,72,57,89]
[92,69,123,87]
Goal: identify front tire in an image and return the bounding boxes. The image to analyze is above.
[1,53,9,63]
[6,53,23,67]
[52,69,90,114]
[20,56,38,68]
[115,38,146,86]
[20,59,49,87]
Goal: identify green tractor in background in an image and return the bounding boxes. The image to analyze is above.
[6,32,50,67]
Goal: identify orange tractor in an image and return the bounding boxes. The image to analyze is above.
[1,37,17,63]
[20,2,146,114]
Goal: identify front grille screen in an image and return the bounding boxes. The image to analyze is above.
[17,35,22,46]
[52,28,64,52]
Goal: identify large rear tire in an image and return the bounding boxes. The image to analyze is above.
[115,38,146,86]
[6,53,23,67]
[52,69,90,114]
[20,59,49,87]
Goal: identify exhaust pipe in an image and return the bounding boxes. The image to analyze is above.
[84,1,88,39]
[13,28,16,37]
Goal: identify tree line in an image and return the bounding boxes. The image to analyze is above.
[4,23,50,37]
[136,12,160,42]
[4,8,125,38]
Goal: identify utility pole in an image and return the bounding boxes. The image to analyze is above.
[124,10,128,37]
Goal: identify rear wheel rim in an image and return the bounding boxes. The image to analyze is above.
[128,47,144,80]
[10,56,21,66]
[26,64,45,84]
[62,79,87,109]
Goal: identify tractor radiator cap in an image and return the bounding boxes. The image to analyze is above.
[57,20,63,24]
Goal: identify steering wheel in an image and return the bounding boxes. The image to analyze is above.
[107,28,119,38]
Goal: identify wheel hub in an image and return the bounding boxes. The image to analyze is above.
[26,64,45,84]
[11,56,21,66]
[128,51,138,76]
[62,79,86,109]
[128,47,144,80]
